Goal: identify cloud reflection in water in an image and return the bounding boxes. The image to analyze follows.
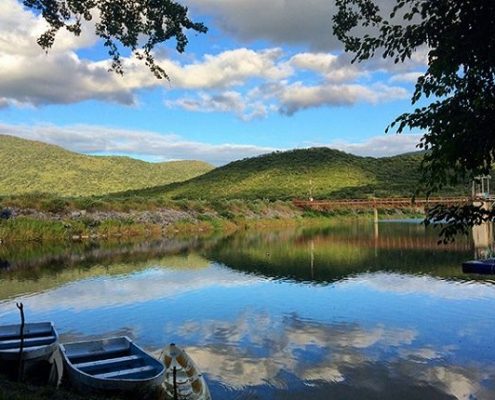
[179,313,494,400]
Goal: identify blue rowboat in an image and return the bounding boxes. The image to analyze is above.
[60,336,164,393]
[0,322,58,362]
[462,259,495,274]
[0,321,60,383]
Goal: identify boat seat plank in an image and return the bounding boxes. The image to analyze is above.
[0,336,56,349]
[93,365,155,380]
[1,344,48,354]
[74,355,142,371]
[67,347,129,361]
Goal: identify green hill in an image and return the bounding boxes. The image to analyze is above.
[0,135,213,196]
[133,147,465,201]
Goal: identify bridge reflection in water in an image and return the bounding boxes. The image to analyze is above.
[473,222,494,259]
[295,196,495,260]
[370,218,494,259]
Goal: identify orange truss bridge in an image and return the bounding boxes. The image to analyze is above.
[293,197,472,211]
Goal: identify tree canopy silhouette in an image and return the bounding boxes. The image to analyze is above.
[333,0,495,240]
[23,0,207,79]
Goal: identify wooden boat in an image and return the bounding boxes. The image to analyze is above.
[463,259,495,274]
[161,343,211,400]
[60,336,165,393]
[0,322,59,362]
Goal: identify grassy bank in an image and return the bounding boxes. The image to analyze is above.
[0,197,425,244]
[0,198,304,243]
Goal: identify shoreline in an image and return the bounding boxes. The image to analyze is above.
[0,201,424,244]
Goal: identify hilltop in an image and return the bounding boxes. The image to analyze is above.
[128,147,452,201]
[0,136,466,204]
[0,135,213,196]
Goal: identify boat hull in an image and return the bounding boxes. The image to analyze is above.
[463,260,495,274]
[60,336,164,394]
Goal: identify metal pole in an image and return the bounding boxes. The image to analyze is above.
[310,240,314,279]
[16,302,25,382]
[173,366,178,400]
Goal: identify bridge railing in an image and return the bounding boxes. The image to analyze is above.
[293,197,472,210]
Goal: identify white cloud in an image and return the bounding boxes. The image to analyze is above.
[289,50,427,84]
[0,0,149,106]
[0,1,292,107]
[389,72,423,84]
[0,53,141,106]
[0,0,97,57]
[0,122,424,164]
[290,52,338,72]
[0,0,143,106]
[0,122,277,165]
[166,91,270,121]
[169,91,245,113]
[329,134,423,157]
[0,0,428,120]
[158,48,292,89]
[290,52,362,82]
[168,78,410,119]
[0,33,292,106]
[278,82,409,115]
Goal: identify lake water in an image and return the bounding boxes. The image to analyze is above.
[1,220,495,399]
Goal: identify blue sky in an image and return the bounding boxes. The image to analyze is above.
[0,0,426,165]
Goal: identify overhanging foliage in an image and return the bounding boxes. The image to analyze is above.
[333,0,495,240]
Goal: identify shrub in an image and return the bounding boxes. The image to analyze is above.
[0,208,12,220]
[40,197,68,213]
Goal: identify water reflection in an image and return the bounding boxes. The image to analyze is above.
[0,237,220,300]
[473,222,495,259]
[0,265,260,314]
[205,221,474,284]
[183,315,494,400]
[0,221,495,399]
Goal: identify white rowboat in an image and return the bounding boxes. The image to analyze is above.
[161,343,211,400]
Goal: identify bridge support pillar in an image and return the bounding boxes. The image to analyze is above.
[373,207,379,224]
